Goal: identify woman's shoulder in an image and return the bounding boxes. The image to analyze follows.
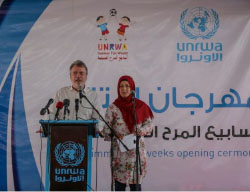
[136,98,149,107]
[106,103,122,119]
[107,103,124,116]
[108,103,119,111]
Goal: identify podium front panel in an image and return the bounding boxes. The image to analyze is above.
[49,124,88,191]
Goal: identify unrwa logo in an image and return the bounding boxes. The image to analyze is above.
[180,7,219,40]
[54,141,85,167]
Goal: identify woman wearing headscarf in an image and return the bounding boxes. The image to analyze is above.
[101,75,154,191]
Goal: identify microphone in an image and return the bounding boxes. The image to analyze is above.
[63,99,70,120]
[40,98,54,115]
[131,90,136,98]
[78,86,83,104]
[54,101,64,120]
[75,99,79,120]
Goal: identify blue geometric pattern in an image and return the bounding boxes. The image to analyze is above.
[11,56,43,190]
[0,57,15,191]
[0,0,52,190]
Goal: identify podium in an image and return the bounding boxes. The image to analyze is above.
[39,120,98,191]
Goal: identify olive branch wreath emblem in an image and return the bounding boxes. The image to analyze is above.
[180,8,219,40]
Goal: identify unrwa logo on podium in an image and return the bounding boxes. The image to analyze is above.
[180,7,219,40]
[55,141,85,167]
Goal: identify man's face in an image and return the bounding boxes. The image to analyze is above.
[70,65,87,89]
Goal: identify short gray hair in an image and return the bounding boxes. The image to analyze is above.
[69,60,88,75]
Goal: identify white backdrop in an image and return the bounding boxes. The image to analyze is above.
[2,0,250,190]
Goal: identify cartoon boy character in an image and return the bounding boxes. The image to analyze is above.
[117,16,130,41]
[96,16,109,40]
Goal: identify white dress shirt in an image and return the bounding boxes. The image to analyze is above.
[48,86,104,131]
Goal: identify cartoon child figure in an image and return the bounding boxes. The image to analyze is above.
[97,16,109,40]
[117,16,130,41]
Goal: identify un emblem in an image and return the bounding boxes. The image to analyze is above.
[54,141,85,167]
[180,7,219,39]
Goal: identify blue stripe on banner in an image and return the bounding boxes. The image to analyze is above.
[11,57,44,191]
[0,0,52,190]
[0,0,15,25]
[0,0,52,95]
[0,60,15,191]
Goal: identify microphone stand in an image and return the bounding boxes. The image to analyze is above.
[132,93,141,191]
[79,91,129,191]
[63,107,67,120]
[63,108,70,120]
[75,99,79,120]
[110,134,114,191]
[46,109,51,122]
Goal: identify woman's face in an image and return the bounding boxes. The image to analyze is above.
[119,80,131,98]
